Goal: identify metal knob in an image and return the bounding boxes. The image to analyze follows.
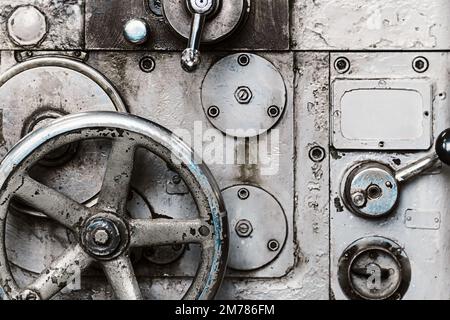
[435,128,450,166]
[181,0,219,72]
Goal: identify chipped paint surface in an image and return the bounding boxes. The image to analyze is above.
[293,0,450,50]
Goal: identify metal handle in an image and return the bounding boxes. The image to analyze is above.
[395,129,450,183]
[181,0,218,72]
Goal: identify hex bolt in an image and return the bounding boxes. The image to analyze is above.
[334,57,350,74]
[267,239,280,252]
[237,54,250,66]
[235,219,253,238]
[309,145,326,162]
[237,188,250,200]
[123,18,150,45]
[412,56,429,73]
[207,106,220,118]
[351,192,366,208]
[267,105,281,118]
[139,56,156,73]
[93,229,110,246]
[234,86,253,104]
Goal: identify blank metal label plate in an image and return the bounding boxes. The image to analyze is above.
[332,79,432,150]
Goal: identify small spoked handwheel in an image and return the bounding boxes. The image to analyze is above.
[0,112,228,300]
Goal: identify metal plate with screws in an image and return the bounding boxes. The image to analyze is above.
[338,236,411,300]
[222,185,287,271]
[162,0,249,43]
[202,53,286,137]
[331,58,433,151]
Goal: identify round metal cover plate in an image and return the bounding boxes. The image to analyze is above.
[342,162,399,218]
[338,236,411,300]
[0,57,126,214]
[162,0,249,43]
[222,185,287,271]
[202,53,286,138]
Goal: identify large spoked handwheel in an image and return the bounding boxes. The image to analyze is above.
[0,112,228,300]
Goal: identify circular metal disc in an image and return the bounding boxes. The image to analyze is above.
[338,236,411,300]
[342,163,399,218]
[162,0,249,43]
[222,185,287,271]
[202,53,286,138]
[7,6,47,46]
[0,57,126,211]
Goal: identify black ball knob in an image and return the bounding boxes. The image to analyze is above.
[436,129,450,166]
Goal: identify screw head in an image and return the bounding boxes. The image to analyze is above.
[207,105,220,118]
[334,57,350,73]
[267,239,280,252]
[234,86,253,104]
[237,188,250,200]
[123,18,150,45]
[267,105,281,118]
[351,192,366,208]
[235,219,253,238]
[309,146,326,162]
[139,56,155,73]
[412,56,429,73]
[237,54,250,66]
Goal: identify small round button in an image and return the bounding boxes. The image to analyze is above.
[123,19,150,45]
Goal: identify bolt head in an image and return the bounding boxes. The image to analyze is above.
[351,192,366,208]
[235,219,253,238]
[93,229,110,245]
[234,86,253,104]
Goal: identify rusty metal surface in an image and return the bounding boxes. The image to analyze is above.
[0,0,449,301]
[85,0,289,50]
[0,0,84,50]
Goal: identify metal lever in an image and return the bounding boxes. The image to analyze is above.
[181,0,218,72]
[396,129,450,183]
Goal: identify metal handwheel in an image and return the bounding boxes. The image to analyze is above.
[0,112,228,300]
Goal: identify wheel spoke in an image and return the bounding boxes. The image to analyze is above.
[14,175,92,230]
[19,244,93,300]
[97,141,136,214]
[129,219,211,247]
[102,255,142,300]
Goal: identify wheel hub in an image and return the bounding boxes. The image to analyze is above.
[81,216,127,259]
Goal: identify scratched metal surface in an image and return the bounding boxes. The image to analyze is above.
[0,0,449,300]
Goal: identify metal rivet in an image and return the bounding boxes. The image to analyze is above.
[199,225,210,237]
[334,57,350,74]
[124,18,150,45]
